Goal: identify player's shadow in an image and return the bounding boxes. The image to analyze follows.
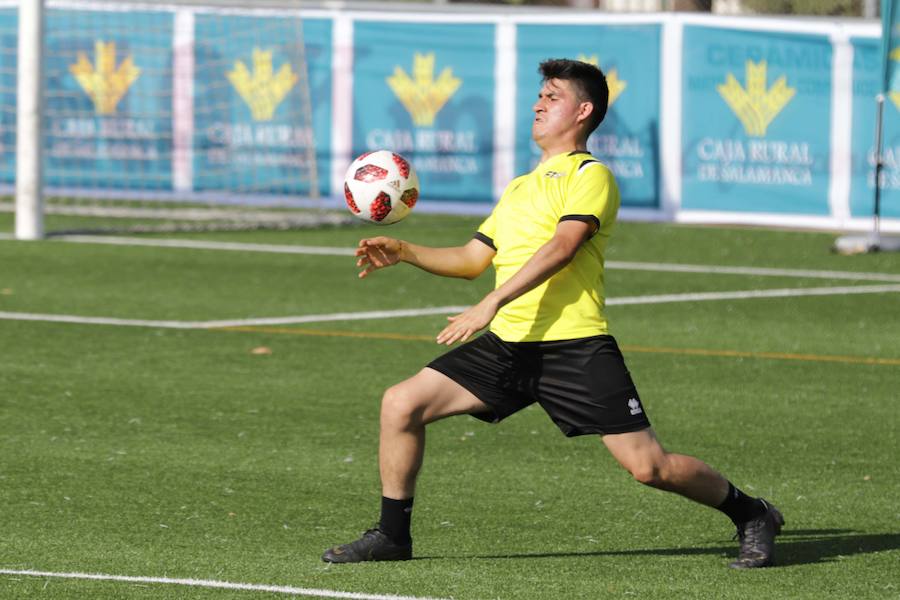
[426,529,900,567]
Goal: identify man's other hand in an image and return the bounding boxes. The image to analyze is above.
[356,237,403,279]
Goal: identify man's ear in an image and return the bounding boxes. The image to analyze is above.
[577,101,594,125]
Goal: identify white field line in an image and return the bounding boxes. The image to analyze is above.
[56,235,358,256]
[0,569,450,600]
[2,233,900,283]
[0,306,471,330]
[606,284,900,305]
[605,260,900,283]
[2,285,900,330]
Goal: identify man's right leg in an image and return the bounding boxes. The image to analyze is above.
[322,367,488,563]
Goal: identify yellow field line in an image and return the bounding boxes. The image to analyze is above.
[217,325,900,367]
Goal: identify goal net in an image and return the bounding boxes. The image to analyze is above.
[6,0,347,235]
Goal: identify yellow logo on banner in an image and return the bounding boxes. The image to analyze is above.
[717,60,795,137]
[227,48,298,121]
[69,41,140,115]
[888,46,900,110]
[387,53,461,127]
[578,54,626,107]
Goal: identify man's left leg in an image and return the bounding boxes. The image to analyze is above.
[602,427,784,569]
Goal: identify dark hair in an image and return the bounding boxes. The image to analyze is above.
[539,58,609,136]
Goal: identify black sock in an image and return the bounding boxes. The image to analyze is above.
[379,496,413,544]
[716,482,766,525]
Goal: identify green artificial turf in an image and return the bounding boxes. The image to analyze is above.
[1,214,898,599]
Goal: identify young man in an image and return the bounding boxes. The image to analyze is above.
[322,59,783,569]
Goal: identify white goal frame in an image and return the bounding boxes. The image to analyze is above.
[15,0,44,240]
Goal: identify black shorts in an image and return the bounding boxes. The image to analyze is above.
[427,332,650,437]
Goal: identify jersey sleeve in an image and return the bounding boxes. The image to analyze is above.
[474,210,497,250]
[475,175,520,251]
[560,159,619,235]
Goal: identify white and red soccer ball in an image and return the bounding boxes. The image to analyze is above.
[343,150,419,225]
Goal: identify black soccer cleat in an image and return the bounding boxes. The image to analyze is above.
[729,499,784,569]
[321,526,412,563]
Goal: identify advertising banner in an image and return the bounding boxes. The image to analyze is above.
[352,21,495,203]
[0,8,15,186]
[44,9,174,190]
[850,0,900,221]
[681,26,833,215]
[516,24,661,208]
[193,15,331,197]
[849,37,900,219]
[881,0,900,96]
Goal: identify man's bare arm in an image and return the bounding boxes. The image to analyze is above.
[356,237,495,280]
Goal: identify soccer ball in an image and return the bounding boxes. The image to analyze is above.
[343,150,419,225]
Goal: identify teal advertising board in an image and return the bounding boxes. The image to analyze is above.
[353,21,495,203]
[682,26,832,215]
[193,15,331,197]
[44,9,173,190]
[851,36,900,219]
[0,9,15,186]
[516,24,661,208]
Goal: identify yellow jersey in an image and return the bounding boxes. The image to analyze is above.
[475,151,620,342]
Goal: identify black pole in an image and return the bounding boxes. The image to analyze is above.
[873,94,885,244]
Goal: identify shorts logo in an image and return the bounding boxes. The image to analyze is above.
[628,398,643,416]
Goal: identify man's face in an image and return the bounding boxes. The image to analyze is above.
[531,78,591,145]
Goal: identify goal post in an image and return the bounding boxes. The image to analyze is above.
[15,0,44,240]
[12,0,334,237]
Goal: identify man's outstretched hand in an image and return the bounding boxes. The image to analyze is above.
[356,237,402,279]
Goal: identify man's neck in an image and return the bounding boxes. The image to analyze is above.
[540,145,587,163]
[539,140,588,163]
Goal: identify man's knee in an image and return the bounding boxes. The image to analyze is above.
[381,384,424,429]
[621,450,674,489]
[629,461,666,488]
[604,429,671,489]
